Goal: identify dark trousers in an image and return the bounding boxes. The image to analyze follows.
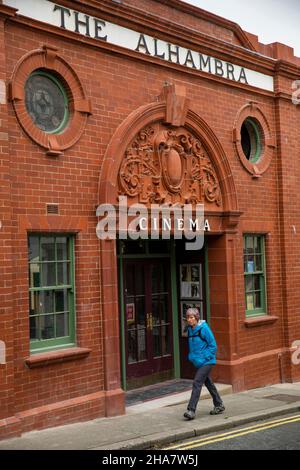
[188,364,223,412]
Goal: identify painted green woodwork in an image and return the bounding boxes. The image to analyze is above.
[118,256,127,391]
[244,234,267,317]
[170,240,180,379]
[204,242,210,325]
[29,234,76,353]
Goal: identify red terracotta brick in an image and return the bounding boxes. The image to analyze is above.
[1,0,300,439]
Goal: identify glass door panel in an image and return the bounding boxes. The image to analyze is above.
[124,258,173,380]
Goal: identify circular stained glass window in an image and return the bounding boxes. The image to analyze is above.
[25,71,69,134]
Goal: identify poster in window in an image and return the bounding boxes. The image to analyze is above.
[181,301,203,337]
[126,303,135,324]
[180,264,202,299]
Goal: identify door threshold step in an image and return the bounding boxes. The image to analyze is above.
[126,383,232,414]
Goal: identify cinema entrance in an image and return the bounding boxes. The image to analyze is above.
[98,85,239,396]
[117,238,208,390]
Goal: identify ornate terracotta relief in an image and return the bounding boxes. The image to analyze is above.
[119,122,222,208]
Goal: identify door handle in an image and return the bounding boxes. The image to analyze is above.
[147,313,153,331]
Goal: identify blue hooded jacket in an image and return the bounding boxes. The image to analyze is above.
[187,320,217,369]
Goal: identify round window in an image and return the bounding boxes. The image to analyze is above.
[241,118,263,163]
[25,71,69,134]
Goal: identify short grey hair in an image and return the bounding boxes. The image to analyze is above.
[186,307,200,321]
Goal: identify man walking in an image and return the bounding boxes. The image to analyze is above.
[184,308,225,420]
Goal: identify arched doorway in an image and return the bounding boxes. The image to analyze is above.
[98,84,240,394]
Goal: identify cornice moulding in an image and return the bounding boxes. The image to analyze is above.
[0,3,17,18]
[151,0,256,51]
[70,0,256,52]
[274,60,300,79]
[72,0,271,67]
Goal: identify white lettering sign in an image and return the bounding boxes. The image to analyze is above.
[4,0,274,92]
[96,197,207,250]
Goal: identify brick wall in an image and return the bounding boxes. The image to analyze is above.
[0,13,17,438]
[0,0,300,437]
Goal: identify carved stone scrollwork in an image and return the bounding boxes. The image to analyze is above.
[118,123,222,208]
[203,165,222,206]
[119,126,158,199]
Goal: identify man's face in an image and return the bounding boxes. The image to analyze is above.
[186,314,197,327]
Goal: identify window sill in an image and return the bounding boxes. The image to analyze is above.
[244,315,279,328]
[25,347,91,369]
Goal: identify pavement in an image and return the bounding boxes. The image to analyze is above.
[0,381,300,450]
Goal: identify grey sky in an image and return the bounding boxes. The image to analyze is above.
[183,0,300,57]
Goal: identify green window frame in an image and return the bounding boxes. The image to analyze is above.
[241,118,263,163]
[28,234,76,353]
[243,234,267,317]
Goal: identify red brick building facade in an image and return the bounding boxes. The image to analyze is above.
[0,0,300,439]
